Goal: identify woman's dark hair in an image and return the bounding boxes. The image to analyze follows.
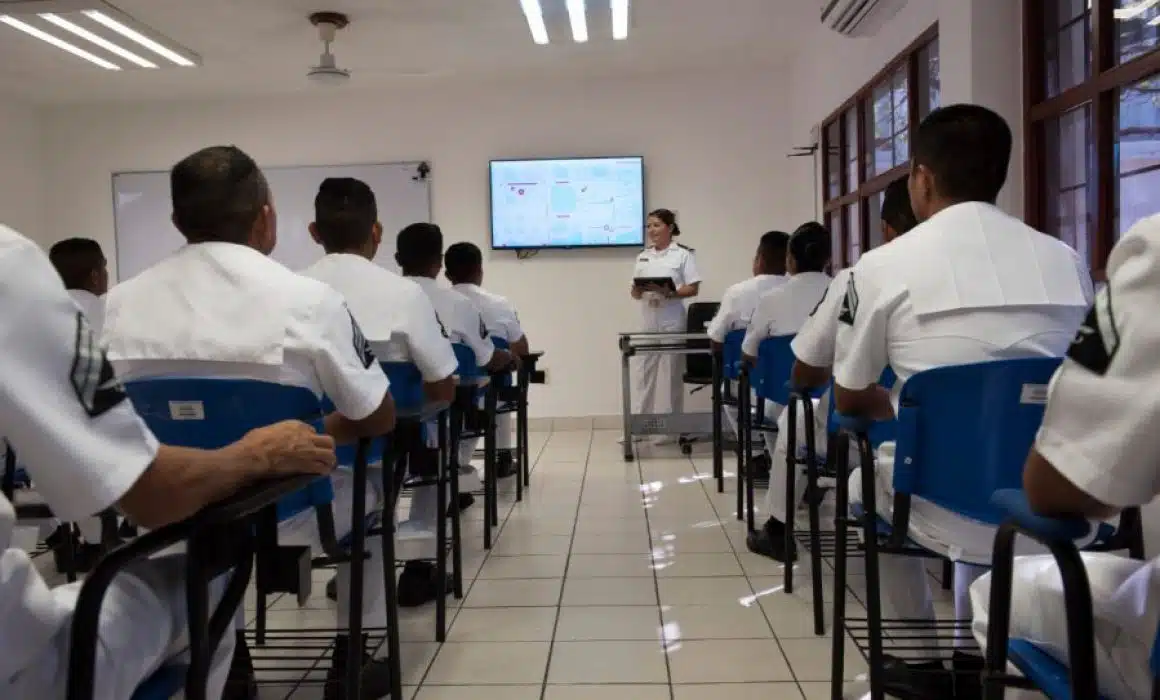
[788,221,831,273]
[648,208,681,237]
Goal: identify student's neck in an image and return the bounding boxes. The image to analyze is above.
[330,247,373,260]
[925,197,983,220]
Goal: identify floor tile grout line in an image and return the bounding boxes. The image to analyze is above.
[539,428,595,700]
[638,444,678,699]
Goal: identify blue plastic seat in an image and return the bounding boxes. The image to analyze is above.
[722,329,745,382]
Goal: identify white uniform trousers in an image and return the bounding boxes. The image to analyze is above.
[6,555,234,698]
[971,553,1157,700]
[763,397,827,524]
[721,380,781,458]
[635,311,686,420]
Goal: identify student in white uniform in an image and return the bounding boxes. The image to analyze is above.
[100,146,398,699]
[968,212,1160,700]
[749,176,917,562]
[49,238,108,339]
[831,105,1092,698]
[0,223,336,700]
[444,241,529,479]
[299,177,461,609]
[706,230,789,468]
[630,208,702,436]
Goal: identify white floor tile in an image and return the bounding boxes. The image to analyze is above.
[463,578,563,607]
[666,639,794,683]
[560,576,660,606]
[661,604,775,640]
[554,605,662,641]
[547,641,669,684]
[544,685,671,700]
[672,683,805,700]
[425,642,551,685]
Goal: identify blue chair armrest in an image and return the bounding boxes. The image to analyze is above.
[990,489,1092,543]
[833,412,876,434]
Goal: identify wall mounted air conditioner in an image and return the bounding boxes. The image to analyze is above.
[820,0,908,37]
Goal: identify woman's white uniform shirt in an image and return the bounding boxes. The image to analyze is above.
[970,213,1160,700]
[631,243,701,418]
[0,225,237,699]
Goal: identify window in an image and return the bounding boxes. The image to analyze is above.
[820,26,938,268]
[1025,0,1160,274]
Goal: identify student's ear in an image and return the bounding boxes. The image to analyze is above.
[372,221,383,246]
[255,203,277,255]
[308,222,322,245]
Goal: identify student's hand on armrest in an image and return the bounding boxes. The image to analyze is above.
[1023,448,1119,520]
[423,375,457,404]
[791,360,830,391]
[234,420,338,476]
[484,349,515,372]
[511,336,531,358]
[833,384,894,422]
[324,393,397,444]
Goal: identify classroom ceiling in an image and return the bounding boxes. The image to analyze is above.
[0,0,814,104]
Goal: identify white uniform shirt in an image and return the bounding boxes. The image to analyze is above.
[741,272,833,356]
[68,289,105,341]
[705,274,786,342]
[409,277,495,367]
[301,254,458,382]
[0,225,159,682]
[834,203,1093,409]
[102,242,389,420]
[632,244,702,326]
[791,268,850,369]
[451,283,525,345]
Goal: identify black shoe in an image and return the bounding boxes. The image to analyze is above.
[398,561,454,608]
[880,656,952,700]
[323,634,394,700]
[222,632,257,700]
[456,493,476,512]
[748,453,772,479]
[496,450,518,479]
[326,574,338,601]
[952,650,985,700]
[746,518,797,563]
[71,543,102,574]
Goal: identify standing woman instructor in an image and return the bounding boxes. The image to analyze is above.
[630,208,702,433]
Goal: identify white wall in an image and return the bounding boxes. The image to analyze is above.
[0,100,44,240]
[38,69,794,420]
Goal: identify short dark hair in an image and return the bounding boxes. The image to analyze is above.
[445,242,483,284]
[758,230,790,266]
[396,222,444,273]
[314,177,377,253]
[912,104,1012,204]
[788,222,831,273]
[49,238,105,290]
[648,208,681,236]
[170,145,269,244]
[880,176,918,234]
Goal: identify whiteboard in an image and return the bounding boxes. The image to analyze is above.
[111,162,431,281]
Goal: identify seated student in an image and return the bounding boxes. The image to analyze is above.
[101,146,398,699]
[968,212,1160,700]
[748,175,917,561]
[831,104,1092,699]
[705,230,789,471]
[299,177,461,608]
[0,222,335,699]
[444,241,529,478]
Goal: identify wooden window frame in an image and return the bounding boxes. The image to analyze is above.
[820,23,939,268]
[1024,0,1160,277]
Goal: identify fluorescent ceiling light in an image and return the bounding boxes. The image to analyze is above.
[611,0,629,40]
[39,13,157,68]
[1115,0,1160,19]
[0,14,120,70]
[519,0,549,44]
[83,9,195,66]
[566,0,588,42]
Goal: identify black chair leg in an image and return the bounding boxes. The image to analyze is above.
[784,398,798,595]
[942,557,953,591]
[830,433,850,700]
[802,400,825,636]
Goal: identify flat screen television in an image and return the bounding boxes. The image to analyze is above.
[489,156,645,250]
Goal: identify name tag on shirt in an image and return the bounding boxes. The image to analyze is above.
[1019,384,1049,405]
[169,401,206,420]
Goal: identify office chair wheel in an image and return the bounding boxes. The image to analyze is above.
[623,453,634,462]
[680,443,693,455]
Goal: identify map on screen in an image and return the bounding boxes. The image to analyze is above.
[489,157,644,249]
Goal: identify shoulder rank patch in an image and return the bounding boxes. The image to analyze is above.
[837,273,858,325]
[70,312,127,417]
[348,310,376,369]
[678,243,695,253]
[1067,285,1119,374]
[479,316,489,340]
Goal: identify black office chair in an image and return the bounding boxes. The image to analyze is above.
[678,302,720,454]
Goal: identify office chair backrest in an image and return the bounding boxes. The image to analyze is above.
[124,378,332,521]
[722,329,745,381]
[891,357,1061,525]
[684,302,720,381]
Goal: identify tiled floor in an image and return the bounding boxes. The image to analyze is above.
[243,428,958,699]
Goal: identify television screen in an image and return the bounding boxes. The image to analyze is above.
[489,156,645,250]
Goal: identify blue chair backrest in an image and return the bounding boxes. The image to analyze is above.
[1152,617,1160,679]
[124,378,333,521]
[722,329,745,381]
[490,337,514,388]
[753,335,827,404]
[382,361,425,414]
[891,358,1062,525]
[454,342,485,382]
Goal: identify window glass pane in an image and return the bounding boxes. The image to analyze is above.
[828,210,845,268]
[844,107,858,192]
[846,202,861,265]
[1116,0,1160,63]
[1116,73,1160,238]
[867,190,886,251]
[825,120,841,201]
[1043,104,1094,265]
[1043,0,1091,98]
[892,69,910,165]
[924,41,940,117]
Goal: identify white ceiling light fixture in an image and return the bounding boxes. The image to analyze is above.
[39,12,156,68]
[611,0,630,40]
[519,0,550,45]
[82,9,195,67]
[566,0,588,42]
[0,14,120,70]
